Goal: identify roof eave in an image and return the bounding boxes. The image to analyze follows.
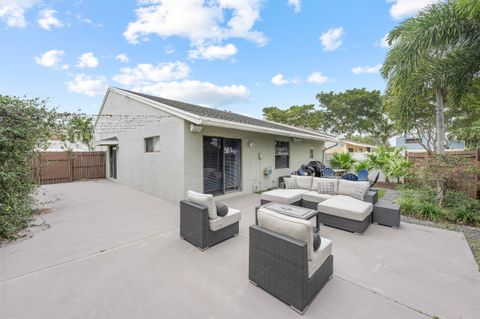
[201,118,337,142]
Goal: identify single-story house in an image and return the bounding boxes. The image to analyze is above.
[94,87,337,203]
[324,140,377,154]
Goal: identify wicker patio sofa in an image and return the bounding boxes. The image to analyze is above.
[260,176,375,234]
[180,191,241,250]
[249,208,333,314]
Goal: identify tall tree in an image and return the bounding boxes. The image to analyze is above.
[263,104,323,129]
[382,0,480,155]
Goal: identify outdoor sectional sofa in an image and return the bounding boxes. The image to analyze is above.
[261,176,376,234]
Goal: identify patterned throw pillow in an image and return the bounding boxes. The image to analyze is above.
[284,177,297,189]
[351,183,370,200]
[317,180,335,195]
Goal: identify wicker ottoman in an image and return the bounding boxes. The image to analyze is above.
[373,202,400,229]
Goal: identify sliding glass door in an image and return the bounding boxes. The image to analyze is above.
[203,136,241,195]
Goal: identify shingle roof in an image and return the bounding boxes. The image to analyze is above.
[117,88,334,140]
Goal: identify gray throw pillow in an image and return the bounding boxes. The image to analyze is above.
[317,180,335,195]
[313,232,321,251]
[284,177,297,189]
[351,183,369,201]
[215,202,229,217]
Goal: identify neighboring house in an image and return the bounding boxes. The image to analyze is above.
[324,140,377,154]
[395,136,465,151]
[94,87,336,203]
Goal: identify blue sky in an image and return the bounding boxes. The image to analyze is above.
[0,0,439,117]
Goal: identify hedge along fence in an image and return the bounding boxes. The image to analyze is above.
[31,151,106,185]
[407,150,479,199]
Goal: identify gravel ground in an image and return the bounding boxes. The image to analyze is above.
[377,188,480,271]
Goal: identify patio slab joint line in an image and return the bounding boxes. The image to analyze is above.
[335,274,435,318]
[1,227,178,284]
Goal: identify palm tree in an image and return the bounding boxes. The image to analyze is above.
[382,0,480,155]
[66,115,94,150]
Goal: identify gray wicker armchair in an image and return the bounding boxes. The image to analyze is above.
[180,200,240,250]
[249,224,333,314]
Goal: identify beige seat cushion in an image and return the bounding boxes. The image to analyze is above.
[317,195,373,221]
[337,180,370,196]
[302,191,334,203]
[257,208,314,260]
[261,189,310,204]
[312,177,339,193]
[308,237,332,278]
[294,175,313,190]
[209,208,241,231]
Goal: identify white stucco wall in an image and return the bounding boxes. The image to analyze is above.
[95,91,186,203]
[184,125,325,201]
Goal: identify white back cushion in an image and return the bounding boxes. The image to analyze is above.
[257,208,314,261]
[337,180,369,196]
[294,175,313,190]
[187,190,217,219]
[312,177,338,194]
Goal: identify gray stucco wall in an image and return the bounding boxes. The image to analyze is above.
[95,91,326,203]
[184,125,325,201]
[95,91,186,203]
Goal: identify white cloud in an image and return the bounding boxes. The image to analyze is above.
[34,49,64,68]
[378,33,390,48]
[113,61,190,86]
[0,0,37,27]
[388,0,441,20]
[307,72,328,84]
[61,64,69,70]
[115,53,129,63]
[288,0,301,13]
[188,43,237,60]
[352,64,382,74]
[135,80,249,106]
[77,52,99,68]
[67,74,107,97]
[319,27,344,51]
[37,9,63,30]
[123,0,267,50]
[271,73,290,86]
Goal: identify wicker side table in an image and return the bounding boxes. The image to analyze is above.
[373,202,400,229]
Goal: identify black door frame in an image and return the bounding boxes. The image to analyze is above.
[109,146,117,179]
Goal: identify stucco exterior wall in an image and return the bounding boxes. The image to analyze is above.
[184,125,325,200]
[95,91,186,203]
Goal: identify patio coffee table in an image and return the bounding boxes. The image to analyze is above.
[256,202,320,230]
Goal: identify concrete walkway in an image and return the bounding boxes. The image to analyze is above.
[1,180,479,319]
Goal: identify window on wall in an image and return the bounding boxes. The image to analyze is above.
[406,137,421,144]
[145,136,160,152]
[275,141,289,169]
[348,148,354,153]
[309,148,314,159]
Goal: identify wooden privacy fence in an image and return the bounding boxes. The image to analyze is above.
[31,151,106,185]
[406,150,479,199]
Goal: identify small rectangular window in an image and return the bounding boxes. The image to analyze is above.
[309,148,314,159]
[145,136,160,152]
[275,141,289,169]
[348,148,354,153]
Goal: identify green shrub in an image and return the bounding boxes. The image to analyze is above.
[416,202,443,222]
[444,191,471,209]
[451,206,479,225]
[0,96,58,240]
[329,152,356,170]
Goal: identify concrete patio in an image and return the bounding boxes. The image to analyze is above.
[1,180,479,319]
